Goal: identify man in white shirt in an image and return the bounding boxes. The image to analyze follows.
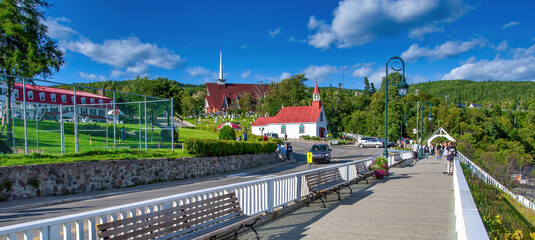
[412,142,419,164]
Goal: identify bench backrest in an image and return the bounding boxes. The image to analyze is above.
[305,169,344,191]
[355,162,369,174]
[97,192,243,239]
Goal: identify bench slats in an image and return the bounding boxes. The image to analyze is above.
[96,192,260,240]
[304,168,351,208]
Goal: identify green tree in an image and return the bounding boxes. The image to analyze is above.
[0,0,64,146]
[363,77,371,96]
[260,73,308,116]
[218,125,236,140]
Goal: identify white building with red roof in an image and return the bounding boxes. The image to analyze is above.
[1,82,115,122]
[251,83,328,139]
[204,52,268,113]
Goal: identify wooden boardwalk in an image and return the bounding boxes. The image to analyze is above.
[240,157,456,239]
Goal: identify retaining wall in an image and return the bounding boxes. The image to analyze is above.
[0,153,279,201]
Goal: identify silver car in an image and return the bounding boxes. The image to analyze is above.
[357,137,384,148]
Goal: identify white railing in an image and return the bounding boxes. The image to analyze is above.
[453,156,489,240]
[0,153,407,240]
[458,152,535,211]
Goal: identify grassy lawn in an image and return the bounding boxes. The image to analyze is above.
[0,149,193,167]
[2,119,218,155]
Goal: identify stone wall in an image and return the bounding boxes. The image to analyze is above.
[0,153,279,201]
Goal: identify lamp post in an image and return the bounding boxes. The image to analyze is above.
[400,113,408,149]
[384,57,409,157]
[419,102,433,159]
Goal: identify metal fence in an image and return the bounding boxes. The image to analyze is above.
[0,74,175,154]
[458,152,535,211]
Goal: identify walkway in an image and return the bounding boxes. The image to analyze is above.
[240,156,456,239]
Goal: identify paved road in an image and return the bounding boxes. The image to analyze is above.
[0,142,382,227]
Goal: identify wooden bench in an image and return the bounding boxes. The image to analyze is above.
[96,192,260,240]
[304,168,352,208]
[352,161,375,184]
[393,153,408,167]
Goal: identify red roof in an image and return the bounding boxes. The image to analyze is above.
[252,105,322,126]
[313,82,320,94]
[205,83,268,112]
[252,117,276,126]
[217,122,241,130]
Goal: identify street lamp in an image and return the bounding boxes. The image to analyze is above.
[419,102,433,159]
[400,113,408,149]
[384,56,409,157]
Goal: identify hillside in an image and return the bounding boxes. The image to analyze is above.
[409,80,535,104]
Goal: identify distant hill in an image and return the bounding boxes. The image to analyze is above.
[54,79,205,96]
[409,80,535,104]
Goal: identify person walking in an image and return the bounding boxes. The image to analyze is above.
[442,142,449,174]
[436,142,442,160]
[412,142,419,165]
[446,142,457,175]
[424,144,429,159]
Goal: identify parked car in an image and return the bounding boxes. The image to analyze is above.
[309,144,332,163]
[265,132,279,139]
[378,138,394,147]
[357,137,384,148]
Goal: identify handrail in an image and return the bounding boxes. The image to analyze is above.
[458,153,535,211]
[0,153,408,240]
[453,156,489,240]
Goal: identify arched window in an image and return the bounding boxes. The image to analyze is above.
[320,112,324,122]
[299,124,305,134]
[13,89,19,99]
[281,125,286,134]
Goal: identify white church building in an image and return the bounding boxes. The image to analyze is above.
[252,83,328,139]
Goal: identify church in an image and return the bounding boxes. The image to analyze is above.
[251,83,328,139]
[204,52,267,114]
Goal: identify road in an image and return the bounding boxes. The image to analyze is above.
[0,141,382,228]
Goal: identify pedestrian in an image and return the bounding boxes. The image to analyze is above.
[436,142,442,160]
[424,144,429,159]
[121,126,126,144]
[430,143,435,156]
[442,142,449,173]
[243,131,247,141]
[284,133,288,140]
[412,142,419,165]
[286,143,293,160]
[404,138,409,149]
[446,142,457,175]
[263,134,268,141]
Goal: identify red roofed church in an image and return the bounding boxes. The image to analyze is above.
[251,83,328,139]
[205,52,267,113]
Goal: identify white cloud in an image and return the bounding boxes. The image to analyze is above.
[79,71,107,81]
[186,66,218,82]
[502,21,519,29]
[45,17,78,40]
[269,28,281,38]
[289,37,306,43]
[401,38,485,62]
[241,71,251,79]
[351,62,375,78]
[254,74,277,82]
[303,65,338,82]
[443,45,535,81]
[63,36,184,77]
[408,25,443,39]
[496,41,508,51]
[307,0,471,49]
[280,72,292,80]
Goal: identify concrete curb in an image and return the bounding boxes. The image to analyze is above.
[0,157,297,213]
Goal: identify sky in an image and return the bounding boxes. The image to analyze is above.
[44,0,535,90]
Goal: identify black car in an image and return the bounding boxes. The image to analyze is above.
[310,144,332,163]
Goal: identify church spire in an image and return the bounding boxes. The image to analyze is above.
[312,82,322,109]
[217,51,226,85]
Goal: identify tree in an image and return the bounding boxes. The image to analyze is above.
[218,125,236,140]
[260,74,308,116]
[0,0,64,146]
[370,83,376,94]
[363,77,371,95]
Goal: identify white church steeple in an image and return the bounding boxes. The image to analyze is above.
[217,51,226,85]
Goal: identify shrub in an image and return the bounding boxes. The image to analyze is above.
[184,139,277,157]
[218,126,236,140]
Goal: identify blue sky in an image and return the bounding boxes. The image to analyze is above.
[44,0,535,89]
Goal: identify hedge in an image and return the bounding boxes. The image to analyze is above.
[184,139,277,157]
